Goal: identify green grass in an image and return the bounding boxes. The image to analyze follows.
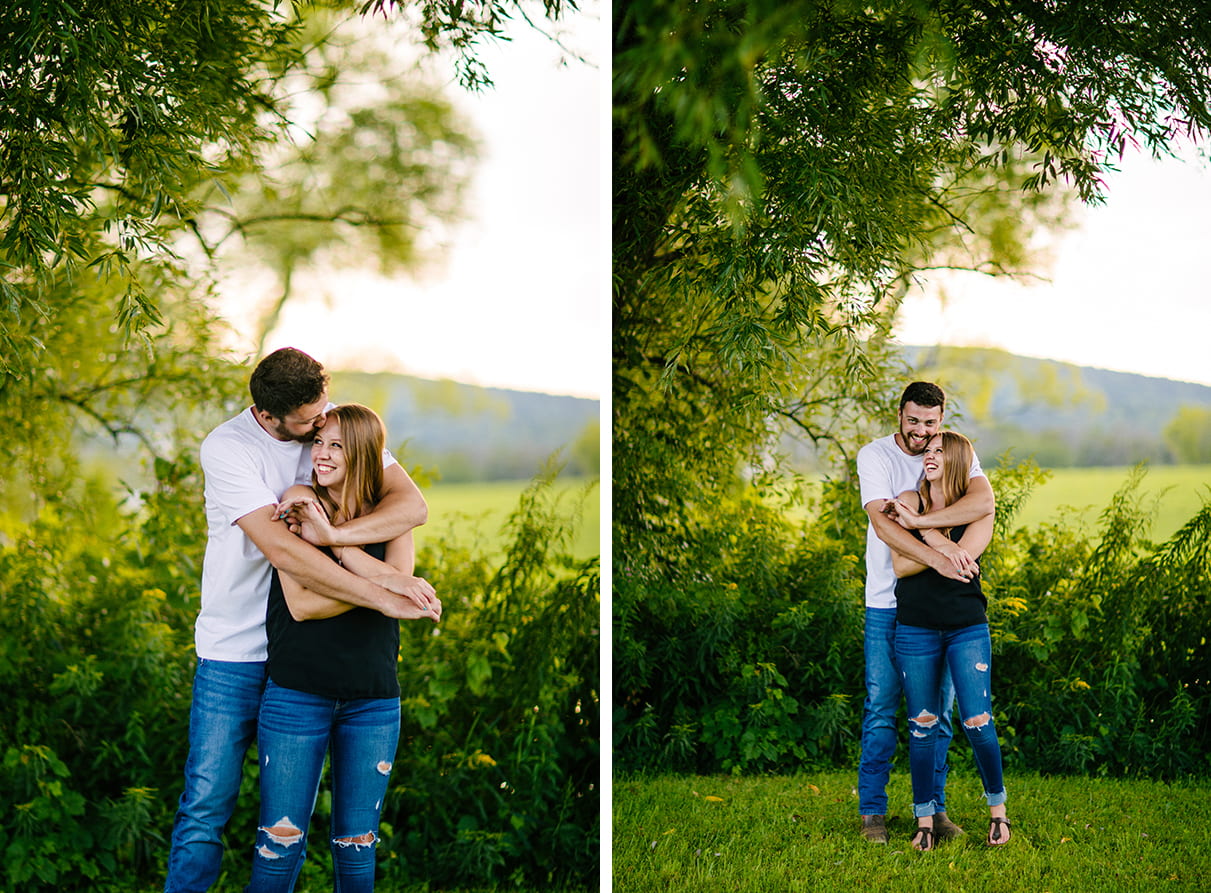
[1012,464,1211,542]
[418,475,599,560]
[613,771,1211,892]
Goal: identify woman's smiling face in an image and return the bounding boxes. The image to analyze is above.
[311,417,346,488]
[921,434,945,482]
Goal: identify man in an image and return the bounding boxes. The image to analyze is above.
[165,347,437,892]
[855,381,994,844]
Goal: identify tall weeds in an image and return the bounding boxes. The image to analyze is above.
[614,458,1211,779]
[0,460,599,891]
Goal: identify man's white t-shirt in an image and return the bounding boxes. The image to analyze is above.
[195,406,396,661]
[856,433,985,610]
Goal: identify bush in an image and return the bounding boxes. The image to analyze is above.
[614,481,865,775]
[0,461,599,891]
[613,458,1211,780]
[380,474,600,889]
[990,468,1211,778]
[0,460,200,890]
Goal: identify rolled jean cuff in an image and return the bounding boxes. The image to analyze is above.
[984,788,1008,807]
[912,800,938,819]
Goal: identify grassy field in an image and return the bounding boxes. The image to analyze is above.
[613,771,1211,892]
[1011,464,1211,542]
[418,475,600,560]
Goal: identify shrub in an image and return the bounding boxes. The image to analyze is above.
[0,461,599,890]
[0,459,199,890]
[380,473,600,889]
[990,469,1211,779]
[614,482,865,775]
[613,457,1211,780]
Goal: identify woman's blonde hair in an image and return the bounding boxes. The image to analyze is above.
[313,403,386,524]
[918,431,975,515]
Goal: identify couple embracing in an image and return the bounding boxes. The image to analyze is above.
[165,348,443,892]
[857,381,1012,851]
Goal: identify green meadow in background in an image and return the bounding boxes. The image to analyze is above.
[1011,464,1211,542]
[422,475,600,560]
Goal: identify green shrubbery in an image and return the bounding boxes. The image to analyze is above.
[0,458,598,891]
[615,493,863,775]
[378,475,599,889]
[990,467,1211,778]
[613,459,1211,780]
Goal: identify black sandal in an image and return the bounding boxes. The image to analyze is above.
[911,825,935,852]
[987,816,1012,846]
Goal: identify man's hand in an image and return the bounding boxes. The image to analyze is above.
[371,572,441,621]
[374,592,443,623]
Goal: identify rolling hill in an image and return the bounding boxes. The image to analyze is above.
[328,371,599,482]
[901,345,1211,466]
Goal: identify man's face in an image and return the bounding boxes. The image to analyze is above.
[898,400,943,455]
[264,392,329,443]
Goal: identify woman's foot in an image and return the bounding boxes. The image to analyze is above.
[911,823,935,852]
[987,816,1012,846]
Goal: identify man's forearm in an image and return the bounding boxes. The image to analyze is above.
[328,465,427,546]
[264,533,394,611]
[918,479,995,529]
[870,511,945,570]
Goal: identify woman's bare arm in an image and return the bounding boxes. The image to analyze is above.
[275,488,439,622]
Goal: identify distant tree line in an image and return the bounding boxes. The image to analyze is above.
[776,348,1211,472]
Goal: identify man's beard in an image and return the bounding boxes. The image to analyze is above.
[272,421,318,444]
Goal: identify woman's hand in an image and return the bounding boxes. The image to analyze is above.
[891,497,924,530]
[276,497,339,546]
[930,540,979,580]
[372,572,442,621]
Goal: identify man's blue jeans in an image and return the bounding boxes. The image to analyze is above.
[858,608,955,816]
[896,622,1006,818]
[247,680,400,893]
[165,658,268,892]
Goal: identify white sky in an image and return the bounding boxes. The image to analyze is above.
[213,7,1211,399]
[895,145,1211,387]
[218,6,604,399]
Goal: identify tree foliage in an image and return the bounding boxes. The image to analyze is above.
[360,0,580,88]
[194,7,479,353]
[1164,405,1211,464]
[1,0,574,380]
[0,0,299,359]
[0,261,246,522]
[613,0,1211,570]
[0,1,483,495]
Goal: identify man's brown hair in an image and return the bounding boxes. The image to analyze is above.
[249,348,329,419]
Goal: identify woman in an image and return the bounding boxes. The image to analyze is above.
[890,431,1010,851]
[248,404,441,892]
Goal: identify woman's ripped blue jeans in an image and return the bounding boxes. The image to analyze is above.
[896,622,1006,818]
[246,680,400,893]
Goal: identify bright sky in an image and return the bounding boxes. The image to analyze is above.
[895,145,1211,387]
[219,6,604,399]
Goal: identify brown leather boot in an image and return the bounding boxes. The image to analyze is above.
[860,814,889,844]
[933,811,965,840]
